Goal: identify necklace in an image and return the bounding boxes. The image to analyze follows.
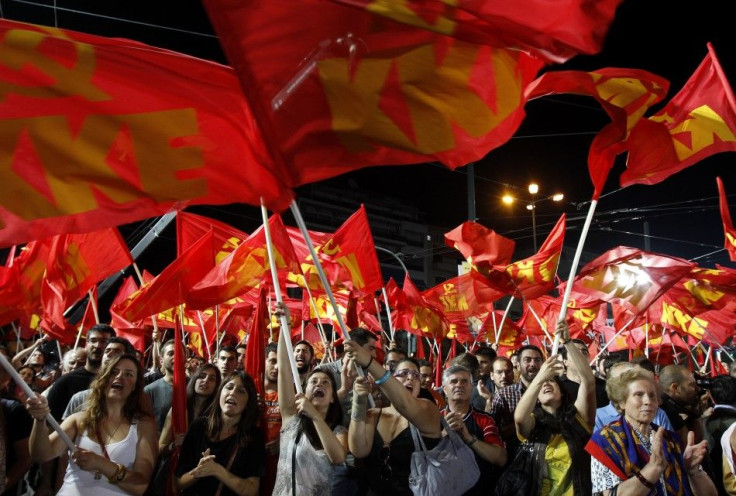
[105,418,123,444]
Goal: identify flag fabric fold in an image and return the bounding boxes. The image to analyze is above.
[717,177,736,261]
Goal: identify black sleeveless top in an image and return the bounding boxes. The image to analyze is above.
[364,410,441,496]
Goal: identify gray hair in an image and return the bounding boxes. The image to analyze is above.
[442,365,471,385]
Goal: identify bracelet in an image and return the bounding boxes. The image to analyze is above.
[634,470,655,489]
[689,465,704,477]
[374,370,392,385]
[361,356,373,371]
[108,463,125,484]
[466,436,478,447]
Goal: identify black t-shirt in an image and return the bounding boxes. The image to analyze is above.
[46,367,96,421]
[175,417,266,496]
[2,398,33,494]
[561,376,609,408]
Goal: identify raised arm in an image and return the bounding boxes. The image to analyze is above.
[557,321,595,426]
[348,376,378,458]
[277,316,297,422]
[344,341,441,437]
[514,356,564,440]
[26,394,78,463]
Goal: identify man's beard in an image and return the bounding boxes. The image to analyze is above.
[297,363,310,374]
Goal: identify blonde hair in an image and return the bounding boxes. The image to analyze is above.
[606,368,656,414]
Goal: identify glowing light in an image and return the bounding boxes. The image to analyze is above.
[551,193,564,202]
[502,195,515,205]
[528,183,539,195]
[526,204,534,211]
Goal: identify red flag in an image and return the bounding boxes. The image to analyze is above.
[244,286,269,395]
[422,271,502,320]
[113,231,216,321]
[390,274,449,339]
[489,214,566,299]
[187,215,299,309]
[288,206,384,296]
[176,212,248,260]
[571,246,694,316]
[172,311,188,436]
[621,44,736,187]
[526,68,669,199]
[203,0,545,183]
[717,177,736,262]
[329,0,623,63]
[41,228,132,329]
[0,19,292,247]
[444,221,515,268]
[0,265,23,325]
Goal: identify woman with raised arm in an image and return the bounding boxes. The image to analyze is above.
[344,341,442,495]
[272,304,347,496]
[510,321,596,496]
[174,370,265,496]
[26,353,158,496]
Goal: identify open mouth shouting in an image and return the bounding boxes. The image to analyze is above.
[110,381,125,392]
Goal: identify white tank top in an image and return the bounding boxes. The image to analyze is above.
[57,421,139,496]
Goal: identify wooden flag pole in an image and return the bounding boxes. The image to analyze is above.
[195,311,213,362]
[289,200,374,406]
[261,202,302,393]
[381,287,395,341]
[88,287,99,324]
[0,353,75,450]
[494,297,514,345]
[554,200,598,356]
[589,314,636,365]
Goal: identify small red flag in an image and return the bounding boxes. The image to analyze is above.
[244,286,269,395]
[444,221,516,268]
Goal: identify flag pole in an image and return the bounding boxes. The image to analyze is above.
[289,200,374,405]
[554,200,598,356]
[374,296,391,345]
[301,277,332,355]
[261,202,302,393]
[381,287,395,341]
[589,313,636,365]
[494,297,514,344]
[195,311,213,362]
[88,287,99,324]
[0,353,75,450]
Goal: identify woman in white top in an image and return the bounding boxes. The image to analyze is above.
[26,353,158,496]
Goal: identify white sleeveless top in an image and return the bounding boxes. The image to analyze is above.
[57,421,139,496]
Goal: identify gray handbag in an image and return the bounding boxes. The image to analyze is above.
[408,416,480,496]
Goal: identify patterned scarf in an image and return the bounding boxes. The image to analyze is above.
[586,417,692,496]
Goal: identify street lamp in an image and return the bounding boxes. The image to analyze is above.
[502,183,564,252]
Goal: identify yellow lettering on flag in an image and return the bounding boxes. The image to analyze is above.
[661,301,707,340]
[318,43,521,154]
[652,105,736,161]
[365,0,458,35]
[592,74,664,132]
[58,242,91,289]
[683,279,725,306]
[0,27,109,102]
[1,110,206,220]
[335,253,366,289]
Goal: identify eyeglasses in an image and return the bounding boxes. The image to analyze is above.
[379,444,392,480]
[394,369,421,381]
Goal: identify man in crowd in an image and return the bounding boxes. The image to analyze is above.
[261,342,281,496]
[478,356,515,412]
[489,344,543,458]
[659,364,706,443]
[216,345,238,378]
[559,338,609,407]
[236,343,247,371]
[442,365,507,495]
[704,375,736,496]
[144,339,175,433]
[293,340,315,385]
[418,359,445,409]
[384,346,407,373]
[59,348,87,376]
[475,346,496,392]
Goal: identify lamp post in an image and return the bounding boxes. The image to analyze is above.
[502,182,564,252]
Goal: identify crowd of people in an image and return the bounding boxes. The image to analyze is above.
[0,317,734,496]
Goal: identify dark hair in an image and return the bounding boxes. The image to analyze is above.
[451,353,479,379]
[294,340,314,359]
[396,357,420,370]
[219,346,237,356]
[558,339,586,359]
[301,369,343,449]
[517,344,543,359]
[532,375,576,434]
[603,354,627,376]
[387,348,407,359]
[108,337,136,356]
[416,359,431,369]
[631,356,656,374]
[710,375,736,405]
[186,364,221,420]
[88,323,116,338]
[265,342,278,356]
[206,371,259,447]
[348,328,378,346]
[236,344,247,350]
[474,347,497,361]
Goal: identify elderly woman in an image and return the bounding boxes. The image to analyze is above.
[506,321,596,496]
[587,367,716,496]
[26,353,158,496]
